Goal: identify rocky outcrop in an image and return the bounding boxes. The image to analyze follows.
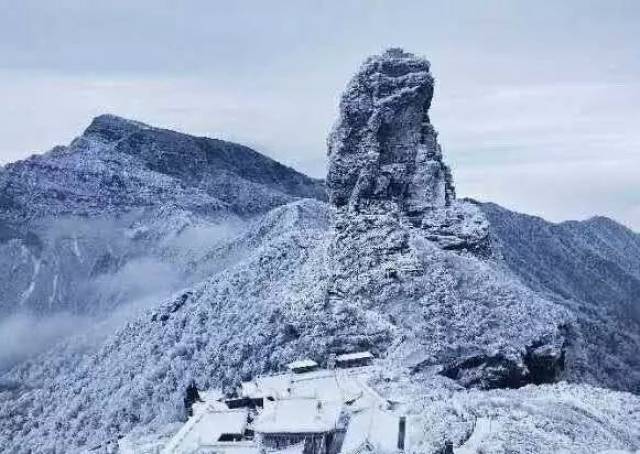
[327,48,487,252]
[323,50,567,393]
[327,48,454,214]
[438,338,566,389]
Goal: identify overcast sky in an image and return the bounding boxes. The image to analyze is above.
[1,0,638,229]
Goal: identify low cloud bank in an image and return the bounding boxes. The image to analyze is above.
[0,312,91,371]
[0,215,248,372]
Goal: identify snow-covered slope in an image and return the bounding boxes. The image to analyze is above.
[0,49,638,453]
[482,202,640,393]
[0,115,325,319]
[1,114,325,220]
[373,368,640,454]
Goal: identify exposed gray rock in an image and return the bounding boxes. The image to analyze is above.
[327,48,453,213]
[327,48,486,252]
[323,52,567,393]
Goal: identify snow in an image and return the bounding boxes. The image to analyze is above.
[335,351,373,363]
[18,254,40,306]
[340,407,399,454]
[372,369,640,454]
[271,442,305,454]
[286,359,318,372]
[1,52,639,454]
[48,273,58,308]
[162,408,248,454]
[72,236,82,262]
[253,398,342,434]
[0,112,325,319]
[242,374,294,400]
[3,192,638,453]
[454,418,500,454]
[241,368,373,405]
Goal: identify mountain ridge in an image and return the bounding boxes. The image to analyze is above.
[0,115,326,320]
[0,50,638,453]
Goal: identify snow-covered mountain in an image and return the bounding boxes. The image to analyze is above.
[0,115,325,319]
[0,49,638,453]
[482,203,640,394]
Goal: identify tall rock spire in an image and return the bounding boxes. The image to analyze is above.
[328,48,488,253]
[327,48,455,217]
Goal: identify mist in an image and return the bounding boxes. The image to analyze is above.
[0,213,250,371]
[0,312,91,371]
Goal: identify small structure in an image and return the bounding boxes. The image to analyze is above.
[335,352,374,369]
[253,398,343,454]
[163,355,391,454]
[242,373,294,402]
[241,368,365,407]
[340,407,401,454]
[162,408,250,454]
[287,359,320,374]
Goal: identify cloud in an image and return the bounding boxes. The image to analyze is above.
[0,312,91,371]
[432,81,640,230]
[456,159,640,230]
[0,213,250,370]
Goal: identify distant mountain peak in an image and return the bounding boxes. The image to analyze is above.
[83,113,151,143]
[0,114,326,222]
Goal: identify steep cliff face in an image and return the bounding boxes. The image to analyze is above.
[322,50,569,390]
[327,48,454,214]
[327,49,487,252]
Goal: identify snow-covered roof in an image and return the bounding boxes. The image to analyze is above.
[162,409,248,454]
[286,359,319,371]
[288,370,356,402]
[340,407,399,454]
[335,352,374,363]
[192,397,230,416]
[241,369,368,403]
[242,373,293,400]
[253,398,342,434]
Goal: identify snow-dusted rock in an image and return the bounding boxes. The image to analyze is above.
[327,48,454,214]
[482,202,640,394]
[327,48,487,252]
[371,366,640,453]
[324,50,562,386]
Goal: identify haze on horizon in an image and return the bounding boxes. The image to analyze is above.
[1,0,639,229]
